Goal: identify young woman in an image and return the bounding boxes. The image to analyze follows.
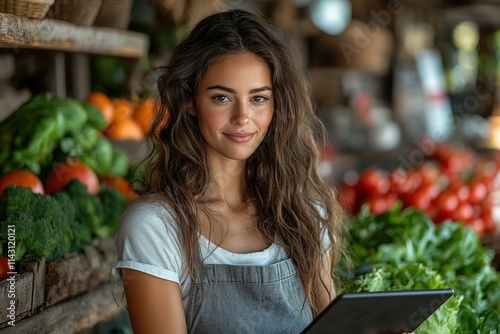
[112,9,347,333]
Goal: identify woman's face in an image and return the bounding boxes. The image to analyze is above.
[195,52,274,164]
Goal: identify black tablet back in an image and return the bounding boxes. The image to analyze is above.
[302,289,454,334]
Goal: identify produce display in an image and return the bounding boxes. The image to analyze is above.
[1,91,499,333]
[338,142,500,237]
[0,93,130,178]
[0,92,139,270]
[341,205,500,333]
[0,181,127,263]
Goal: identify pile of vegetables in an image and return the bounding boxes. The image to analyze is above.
[0,92,129,177]
[86,92,156,141]
[341,204,500,333]
[0,92,139,270]
[0,180,127,263]
[338,142,500,237]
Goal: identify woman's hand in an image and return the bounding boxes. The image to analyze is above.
[122,268,187,334]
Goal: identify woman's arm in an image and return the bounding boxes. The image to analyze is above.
[122,268,187,334]
[317,253,336,314]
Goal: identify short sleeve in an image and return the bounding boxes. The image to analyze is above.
[112,200,184,285]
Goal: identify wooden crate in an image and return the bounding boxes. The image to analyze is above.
[0,237,116,329]
[44,238,116,308]
[0,257,45,330]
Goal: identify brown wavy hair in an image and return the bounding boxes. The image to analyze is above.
[142,9,348,317]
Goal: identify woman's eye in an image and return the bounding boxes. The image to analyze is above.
[213,95,230,103]
[252,96,268,104]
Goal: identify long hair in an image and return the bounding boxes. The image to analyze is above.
[143,9,348,317]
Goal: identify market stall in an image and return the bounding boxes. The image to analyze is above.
[1,0,500,333]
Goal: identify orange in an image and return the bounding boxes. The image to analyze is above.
[112,98,135,123]
[104,118,144,140]
[133,98,155,134]
[86,92,114,126]
[100,176,137,200]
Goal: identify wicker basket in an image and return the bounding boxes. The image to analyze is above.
[46,0,102,26]
[93,0,133,29]
[0,0,54,19]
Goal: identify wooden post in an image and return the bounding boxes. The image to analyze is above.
[53,52,66,98]
[71,53,91,101]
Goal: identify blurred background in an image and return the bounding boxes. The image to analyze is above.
[2,0,500,181]
[2,1,500,332]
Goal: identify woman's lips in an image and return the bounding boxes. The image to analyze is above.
[225,132,254,143]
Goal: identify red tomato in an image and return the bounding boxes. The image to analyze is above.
[403,187,432,211]
[357,168,389,195]
[337,183,357,213]
[466,218,485,238]
[471,205,482,219]
[435,190,459,214]
[365,194,389,215]
[448,181,470,203]
[0,257,10,281]
[0,169,44,195]
[389,168,411,194]
[405,170,423,194]
[435,146,466,181]
[450,202,474,223]
[420,183,440,200]
[384,192,398,211]
[100,176,137,201]
[44,160,99,195]
[480,204,497,234]
[468,180,487,205]
[415,163,441,185]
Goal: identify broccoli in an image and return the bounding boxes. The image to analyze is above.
[0,180,129,263]
[98,186,128,239]
[0,186,74,262]
[59,179,106,242]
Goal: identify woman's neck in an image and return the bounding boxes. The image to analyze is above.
[201,159,248,208]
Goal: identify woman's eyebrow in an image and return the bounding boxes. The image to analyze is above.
[206,85,273,94]
[249,86,272,94]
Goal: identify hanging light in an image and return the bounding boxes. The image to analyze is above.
[309,0,352,35]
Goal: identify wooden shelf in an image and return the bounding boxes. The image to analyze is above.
[0,13,149,58]
[0,237,124,333]
[0,282,125,334]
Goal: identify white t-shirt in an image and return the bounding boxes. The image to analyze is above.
[112,199,290,314]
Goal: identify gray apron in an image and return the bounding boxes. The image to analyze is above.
[186,255,313,333]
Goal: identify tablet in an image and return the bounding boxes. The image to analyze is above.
[301,288,454,334]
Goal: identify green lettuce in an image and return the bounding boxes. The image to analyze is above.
[342,204,500,333]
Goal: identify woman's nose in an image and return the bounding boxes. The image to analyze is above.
[231,102,250,126]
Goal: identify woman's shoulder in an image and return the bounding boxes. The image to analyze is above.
[119,195,178,232]
[125,195,175,216]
